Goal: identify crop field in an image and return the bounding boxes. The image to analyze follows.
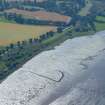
[5,9,70,23]
[0,22,56,46]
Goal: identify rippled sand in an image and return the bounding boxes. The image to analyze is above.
[0,31,105,105]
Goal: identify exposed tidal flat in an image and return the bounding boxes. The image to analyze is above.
[0,31,105,105]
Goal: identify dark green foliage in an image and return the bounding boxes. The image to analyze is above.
[90,0,105,16]
[57,27,63,33]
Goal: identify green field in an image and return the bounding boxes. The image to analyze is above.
[95,22,105,31]
[96,16,105,22]
[95,16,105,31]
[0,21,56,46]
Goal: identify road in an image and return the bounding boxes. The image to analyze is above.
[79,0,92,16]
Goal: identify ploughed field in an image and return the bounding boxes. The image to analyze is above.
[4,9,70,23]
[0,22,56,46]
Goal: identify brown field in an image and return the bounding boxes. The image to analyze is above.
[5,9,71,23]
[0,22,56,46]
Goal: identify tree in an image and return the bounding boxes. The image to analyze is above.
[5,46,9,52]
[17,41,21,48]
[57,27,63,33]
[29,38,33,44]
[10,43,14,49]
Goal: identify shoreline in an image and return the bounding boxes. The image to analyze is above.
[0,29,104,83]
